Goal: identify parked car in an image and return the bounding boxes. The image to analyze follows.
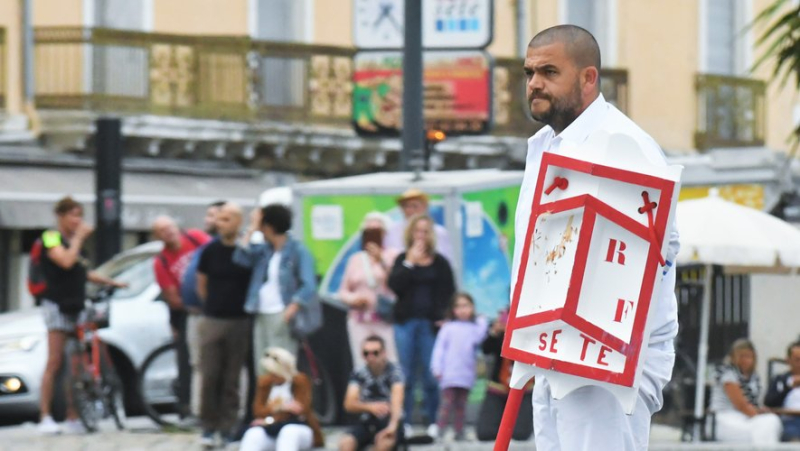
[0,242,172,422]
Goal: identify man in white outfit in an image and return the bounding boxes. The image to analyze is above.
[512,25,679,451]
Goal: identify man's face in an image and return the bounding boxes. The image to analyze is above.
[400,198,427,219]
[215,207,241,240]
[153,220,181,247]
[524,43,585,132]
[204,206,220,234]
[363,341,386,371]
[789,346,800,375]
[58,207,84,234]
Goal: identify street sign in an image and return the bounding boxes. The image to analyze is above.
[354,0,493,49]
[352,50,492,136]
[502,131,682,412]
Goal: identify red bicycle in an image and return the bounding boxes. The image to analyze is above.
[64,286,126,432]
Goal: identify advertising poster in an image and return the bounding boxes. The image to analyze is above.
[352,50,492,136]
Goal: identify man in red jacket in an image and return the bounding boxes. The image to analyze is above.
[152,215,210,420]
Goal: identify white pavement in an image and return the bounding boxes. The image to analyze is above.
[1,418,800,450]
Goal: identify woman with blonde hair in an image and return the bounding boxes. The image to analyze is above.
[709,338,782,443]
[338,212,399,367]
[388,214,455,437]
[239,347,324,451]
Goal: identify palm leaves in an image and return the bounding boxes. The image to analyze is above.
[753,0,800,144]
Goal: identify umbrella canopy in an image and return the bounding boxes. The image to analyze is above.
[674,190,800,442]
[676,191,800,268]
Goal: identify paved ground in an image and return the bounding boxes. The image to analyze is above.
[1,418,800,450]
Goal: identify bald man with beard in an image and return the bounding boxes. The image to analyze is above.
[512,25,679,450]
[195,203,254,447]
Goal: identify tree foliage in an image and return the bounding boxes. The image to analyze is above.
[754,0,800,142]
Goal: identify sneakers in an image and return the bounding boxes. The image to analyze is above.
[37,416,60,435]
[62,419,86,435]
[200,430,216,449]
[403,423,414,438]
[426,423,440,438]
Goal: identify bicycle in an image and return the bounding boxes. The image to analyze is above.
[296,339,336,425]
[137,337,336,427]
[64,286,127,432]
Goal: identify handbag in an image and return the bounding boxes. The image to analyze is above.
[290,294,322,339]
[262,415,306,437]
[288,248,323,339]
[360,252,395,323]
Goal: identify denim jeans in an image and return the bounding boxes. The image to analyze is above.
[394,319,439,424]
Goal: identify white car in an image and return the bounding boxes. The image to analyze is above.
[0,242,173,421]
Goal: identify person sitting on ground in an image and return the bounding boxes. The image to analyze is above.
[239,347,324,451]
[765,340,800,441]
[709,338,782,444]
[339,335,405,451]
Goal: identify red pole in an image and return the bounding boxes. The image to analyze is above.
[494,387,525,451]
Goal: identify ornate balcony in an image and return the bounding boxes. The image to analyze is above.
[0,28,6,109]
[27,27,631,171]
[695,74,766,150]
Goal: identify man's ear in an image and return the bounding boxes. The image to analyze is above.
[582,66,600,93]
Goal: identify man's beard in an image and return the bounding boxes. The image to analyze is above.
[529,80,583,134]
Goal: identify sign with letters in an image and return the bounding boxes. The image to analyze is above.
[502,131,682,412]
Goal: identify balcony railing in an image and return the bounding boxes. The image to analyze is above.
[0,28,6,109]
[695,74,766,150]
[33,27,629,138]
[34,27,355,126]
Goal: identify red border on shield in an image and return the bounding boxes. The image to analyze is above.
[503,152,676,387]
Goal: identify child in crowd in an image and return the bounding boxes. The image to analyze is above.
[429,292,488,441]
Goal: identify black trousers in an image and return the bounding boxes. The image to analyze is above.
[171,309,192,416]
[475,390,533,442]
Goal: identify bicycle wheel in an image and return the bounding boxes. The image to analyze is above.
[99,346,127,430]
[137,343,180,427]
[297,348,336,424]
[65,339,100,433]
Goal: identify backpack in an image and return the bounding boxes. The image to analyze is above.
[27,237,47,298]
[180,240,212,309]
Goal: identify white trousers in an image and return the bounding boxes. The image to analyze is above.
[239,424,314,451]
[716,410,782,444]
[533,342,675,451]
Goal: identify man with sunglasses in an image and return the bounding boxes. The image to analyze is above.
[339,336,405,451]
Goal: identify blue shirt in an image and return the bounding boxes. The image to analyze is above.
[232,235,317,314]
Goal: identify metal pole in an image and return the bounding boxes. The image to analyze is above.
[21,0,34,105]
[95,118,123,265]
[516,0,528,57]
[401,0,423,171]
[693,264,713,442]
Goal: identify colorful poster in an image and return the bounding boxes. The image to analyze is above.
[352,50,492,136]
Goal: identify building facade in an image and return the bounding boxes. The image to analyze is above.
[0,0,798,318]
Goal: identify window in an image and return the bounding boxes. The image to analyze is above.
[254,0,306,42]
[94,0,147,30]
[91,0,150,99]
[564,0,616,67]
[704,0,750,75]
[252,0,310,108]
